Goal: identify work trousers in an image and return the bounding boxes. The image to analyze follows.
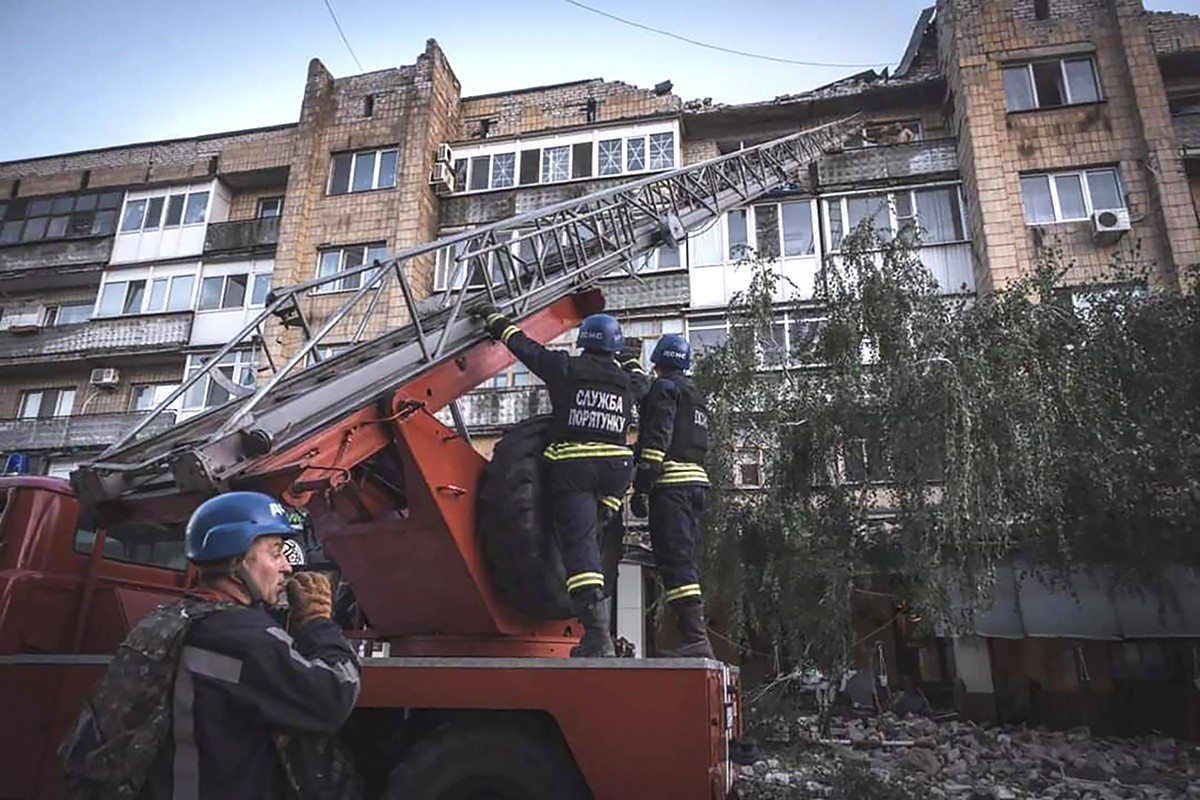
[548,455,633,596]
[649,483,707,602]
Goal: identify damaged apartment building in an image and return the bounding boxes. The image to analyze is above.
[1,0,1199,731]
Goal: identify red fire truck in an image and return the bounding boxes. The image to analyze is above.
[0,117,853,799]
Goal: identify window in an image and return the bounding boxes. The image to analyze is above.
[826,186,966,249]
[20,387,75,419]
[1019,168,1124,224]
[183,350,257,410]
[120,189,209,233]
[434,232,523,291]
[648,132,675,170]
[727,210,749,259]
[687,317,730,354]
[746,200,816,260]
[131,383,180,411]
[626,138,646,172]
[198,274,248,310]
[847,119,923,148]
[74,521,188,571]
[734,450,764,488]
[316,243,388,293]
[98,272,195,316]
[541,146,570,183]
[598,139,623,176]
[1003,57,1100,111]
[258,197,283,218]
[491,153,516,189]
[0,191,121,245]
[43,303,92,326]
[328,148,399,194]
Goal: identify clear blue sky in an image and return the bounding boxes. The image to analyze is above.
[1,0,1196,162]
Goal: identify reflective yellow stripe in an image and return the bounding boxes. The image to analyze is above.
[543,442,633,461]
[484,313,506,324]
[641,448,665,463]
[566,572,605,591]
[656,460,709,486]
[499,325,520,345]
[599,496,622,512]
[664,583,702,602]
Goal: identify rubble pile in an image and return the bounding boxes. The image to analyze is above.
[735,713,1200,799]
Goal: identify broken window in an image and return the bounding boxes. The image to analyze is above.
[727,210,749,259]
[753,204,781,260]
[648,132,675,170]
[183,350,257,411]
[626,138,646,171]
[541,146,570,183]
[1003,56,1100,111]
[519,149,540,185]
[598,139,622,176]
[453,159,469,192]
[491,153,516,189]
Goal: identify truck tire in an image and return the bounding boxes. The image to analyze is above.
[383,721,587,800]
[478,416,572,619]
[479,415,627,621]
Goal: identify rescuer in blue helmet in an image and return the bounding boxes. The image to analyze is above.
[473,305,649,657]
[631,334,716,658]
[63,491,360,799]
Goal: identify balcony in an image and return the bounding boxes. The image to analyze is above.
[817,138,959,189]
[0,312,193,367]
[203,217,279,256]
[438,386,552,434]
[1174,112,1200,152]
[0,237,113,290]
[0,411,177,453]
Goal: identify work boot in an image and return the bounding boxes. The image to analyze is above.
[659,599,716,659]
[569,589,616,658]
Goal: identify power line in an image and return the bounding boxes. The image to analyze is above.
[321,0,365,73]
[562,0,892,69]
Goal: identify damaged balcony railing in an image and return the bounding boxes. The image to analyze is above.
[75,116,858,505]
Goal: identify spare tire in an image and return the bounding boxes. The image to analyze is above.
[478,416,625,620]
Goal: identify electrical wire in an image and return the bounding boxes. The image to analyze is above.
[562,0,892,69]
[321,0,365,73]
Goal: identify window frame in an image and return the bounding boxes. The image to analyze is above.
[0,190,122,245]
[19,387,76,419]
[96,268,199,317]
[327,148,400,195]
[42,303,92,326]
[1002,56,1102,112]
[118,188,211,234]
[182,350,258,412]
[1018,167,1126,225]
[314,243,388,294]
[257,197,284,219]
[130,382,182,412]
[823,183,969,252]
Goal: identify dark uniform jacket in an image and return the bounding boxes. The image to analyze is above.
[636,372,711,487]
[145,602,360,800]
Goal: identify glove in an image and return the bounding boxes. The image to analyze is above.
[633,460,662,494]
[618,337,643,371]
[286,572,333,628]
[630,493,649,519]
[470,303,501,322]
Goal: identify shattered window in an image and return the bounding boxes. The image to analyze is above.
[598,139,622,176]
[626,137,646,171]
[1004,57,1100,111]
[541,146,570,183]
[491,153,516,189]
[648,133,675,170]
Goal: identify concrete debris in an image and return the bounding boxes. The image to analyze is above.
[734,713,1200,800]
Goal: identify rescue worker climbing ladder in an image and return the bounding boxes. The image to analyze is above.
[631,334,717,659]
[473,304,648,657]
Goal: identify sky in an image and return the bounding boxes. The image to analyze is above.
[1,0,1197,162]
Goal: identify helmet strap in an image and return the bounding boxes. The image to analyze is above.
[233,564,266,608]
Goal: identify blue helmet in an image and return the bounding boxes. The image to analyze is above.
[576,313,623,354]
[185,491,297,563]
[651,334,691,371]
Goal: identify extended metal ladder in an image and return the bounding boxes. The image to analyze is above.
[72,116,858,506]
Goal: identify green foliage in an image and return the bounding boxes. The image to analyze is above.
[694,225,1200,674]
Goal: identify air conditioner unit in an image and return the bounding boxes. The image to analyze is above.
[428,162,455,194]
[1091,208,1130,244]
[89,368,120,388]
[436,143,454,164]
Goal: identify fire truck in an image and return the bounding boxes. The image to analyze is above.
[0,117,854,799]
